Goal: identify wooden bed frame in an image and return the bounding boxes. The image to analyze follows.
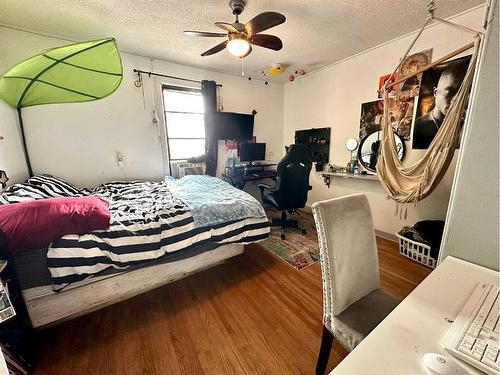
[21,244,244,329]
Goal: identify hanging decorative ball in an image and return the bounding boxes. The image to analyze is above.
[248,77,252,81]
[289,74,295,82]
[268,63,286,76]
[265,81,268,85]
[299,69,306,75]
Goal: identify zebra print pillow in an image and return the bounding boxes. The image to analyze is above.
[1,175,90,204]
[1,183,56,203]
[0,193,9,205]
[26,175,90,197]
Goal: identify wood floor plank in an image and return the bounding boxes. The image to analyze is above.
[33,237,431,374]
[205,267,290,374]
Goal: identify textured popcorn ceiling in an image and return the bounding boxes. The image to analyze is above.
[0,0,483,82]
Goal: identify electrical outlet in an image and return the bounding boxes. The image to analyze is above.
[117,152,124,168]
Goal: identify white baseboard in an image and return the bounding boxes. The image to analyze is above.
[375,230,398,242]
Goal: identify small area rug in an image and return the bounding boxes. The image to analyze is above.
[259,210,320,270]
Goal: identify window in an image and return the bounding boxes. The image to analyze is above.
[162,86,205,162]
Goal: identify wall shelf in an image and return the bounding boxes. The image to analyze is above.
[317,171,379,187]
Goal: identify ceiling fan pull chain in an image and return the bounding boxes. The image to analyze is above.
[241,57,245,77]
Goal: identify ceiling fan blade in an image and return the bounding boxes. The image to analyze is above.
[249,34,283,51]
[244,12,286,35]
[214,22,238,33]
[184,30,227,37]
[201,41,228,56]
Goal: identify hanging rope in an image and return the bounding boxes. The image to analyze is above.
[382,17,433,89]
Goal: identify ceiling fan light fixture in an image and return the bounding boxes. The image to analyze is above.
[185,2,285,59]
[227,37,251,57]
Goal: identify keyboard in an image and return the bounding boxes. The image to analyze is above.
[441,283,500,375]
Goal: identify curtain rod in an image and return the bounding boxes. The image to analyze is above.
[133,69,222,87]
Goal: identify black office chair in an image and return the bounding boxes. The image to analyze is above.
[258,144,312,240]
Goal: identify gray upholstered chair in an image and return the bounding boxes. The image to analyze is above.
[311,194,401,375]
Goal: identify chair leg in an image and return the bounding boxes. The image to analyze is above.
[281,211,287,239]
[316,326,334,375]
[270,210,307,239]
[287,218,307,235]
[280,226,286,240]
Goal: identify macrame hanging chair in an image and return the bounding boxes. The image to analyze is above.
[375,5,483,215]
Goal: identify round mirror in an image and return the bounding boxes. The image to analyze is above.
[358,130,405,172]
[345,138,359,152]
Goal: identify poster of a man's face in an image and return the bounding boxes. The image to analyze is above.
[412,55,471,149]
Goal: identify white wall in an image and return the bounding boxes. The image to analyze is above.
[283,7,486,235]
[0,27,283,187]
[439,2,499,271]
[0,102,28,184]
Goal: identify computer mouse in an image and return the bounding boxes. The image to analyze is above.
[422,353,470,375]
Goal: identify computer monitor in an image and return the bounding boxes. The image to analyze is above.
[239,143,266,164]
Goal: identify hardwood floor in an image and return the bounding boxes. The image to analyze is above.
[33,238,431,375]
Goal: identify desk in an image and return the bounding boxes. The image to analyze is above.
[331,256,499,375]
[222,164,278,189]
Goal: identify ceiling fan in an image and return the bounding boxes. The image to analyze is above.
[184,0,285,59]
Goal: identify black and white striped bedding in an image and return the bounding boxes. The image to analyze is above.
[0,174,90,204]
[1,176,269,290]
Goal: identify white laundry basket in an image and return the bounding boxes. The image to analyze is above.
[396,233,436,269]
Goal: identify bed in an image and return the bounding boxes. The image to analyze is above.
[0,174,270,328]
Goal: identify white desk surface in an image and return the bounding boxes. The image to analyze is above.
[331,256,499,375]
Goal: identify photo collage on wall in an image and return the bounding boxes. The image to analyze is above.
[359,48,473,149]
[360,49,433,143]
[359,100,384,140]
